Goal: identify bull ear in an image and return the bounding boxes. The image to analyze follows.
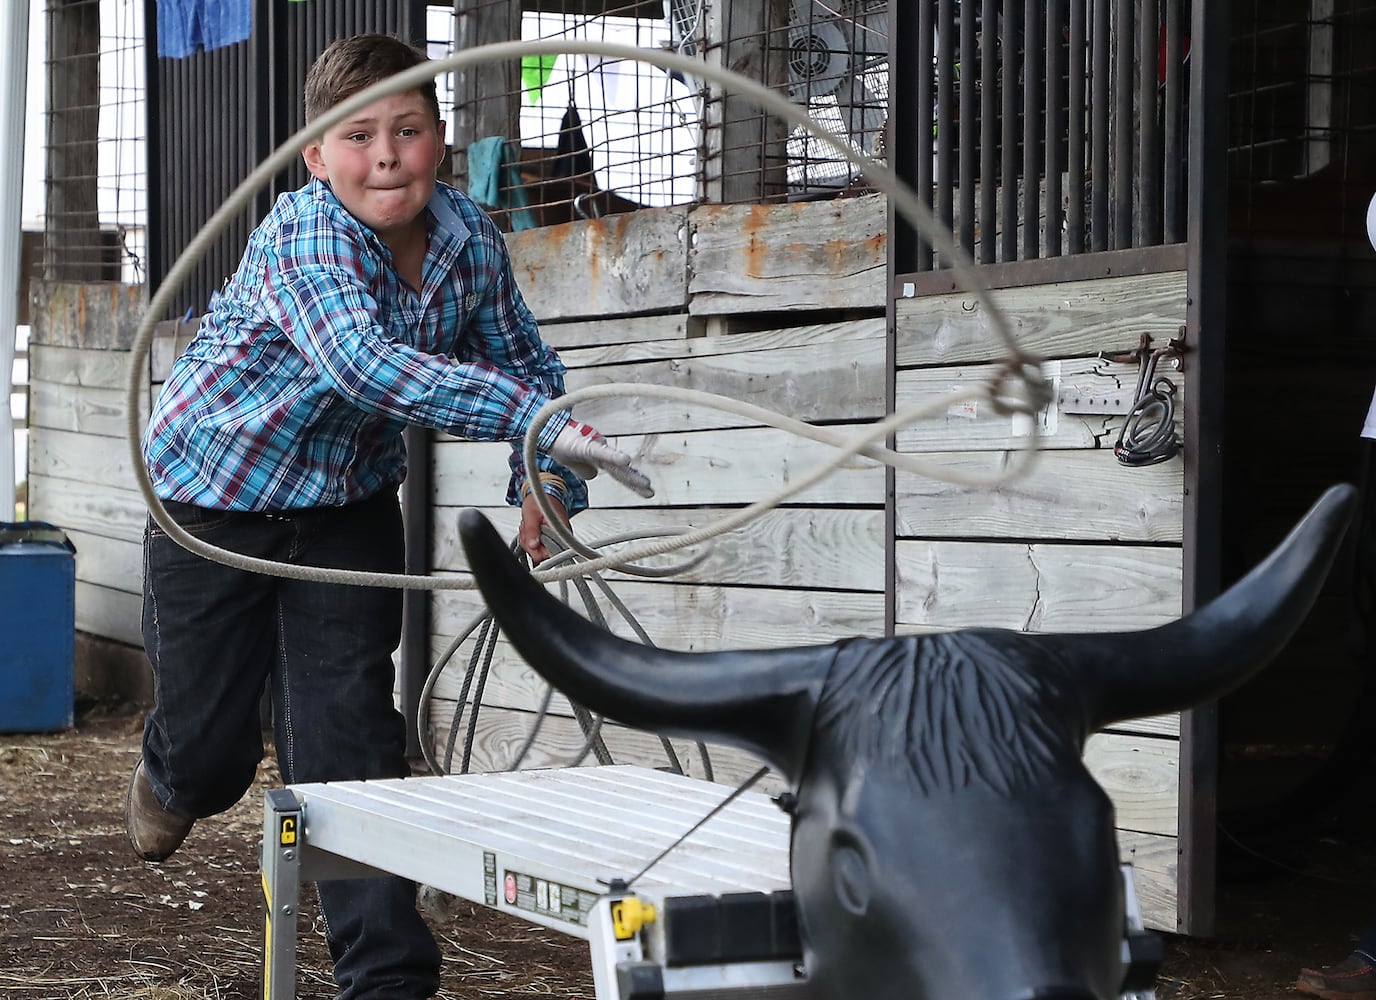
[1064,484,1357,728]
[458,508,829,781]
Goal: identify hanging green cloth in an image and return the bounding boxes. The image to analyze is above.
[521,54,557,105]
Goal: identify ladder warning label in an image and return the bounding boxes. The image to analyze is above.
[483,852,497,907]
[494,863,598,928]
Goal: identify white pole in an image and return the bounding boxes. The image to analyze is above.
[0,1,29,522]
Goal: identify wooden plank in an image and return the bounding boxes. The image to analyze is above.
[558,317,885,368]
[432,578,885,652]
[1119,830,1178,932]
[422,628,1179,745]
[64,528,141,597]
[28,282,147,350]
[893,356,1186,452]
[28,474,147,545]
[894,451,1184,542]
[29,428,140,492]
[538,314,690,352]
[894,540,1182,632]
[1086,732,1179,837]
[420,706,778,792]
[29,380,148,438]
[29,343,134,390]
[689,196,888,315]
[562,335,886,436]
[505,209,690,322]
[75,579,142,648]
[433,505,885,591]
[895,271,1187,366]
[431,425,888,509]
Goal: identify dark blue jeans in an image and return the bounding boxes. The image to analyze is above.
[140,489,440,1000]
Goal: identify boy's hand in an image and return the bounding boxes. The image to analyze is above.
[519,489,569,565]
[549,421,655,498]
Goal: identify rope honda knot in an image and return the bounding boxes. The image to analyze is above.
[986,359,1053,418]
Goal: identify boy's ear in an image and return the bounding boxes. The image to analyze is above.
[303,138,330,181]
[435,119,447,167]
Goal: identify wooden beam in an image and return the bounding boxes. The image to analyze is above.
[452,0,522,193]
[700,0,790,204]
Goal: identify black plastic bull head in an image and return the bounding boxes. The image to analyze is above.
[458,485,1356,1000]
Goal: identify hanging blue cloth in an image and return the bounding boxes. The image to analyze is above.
[467,137,538,232]
[156,0,252,59]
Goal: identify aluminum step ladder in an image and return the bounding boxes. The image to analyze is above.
[259,765,1159,999]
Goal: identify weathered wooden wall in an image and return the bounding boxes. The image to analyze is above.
[422,196,891,795]
[27,194,1189,931]
[27,283,150,651]
[893,268,1188,929]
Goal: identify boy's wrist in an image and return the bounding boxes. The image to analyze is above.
[520,471,570,504]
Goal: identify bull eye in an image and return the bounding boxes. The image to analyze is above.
[830,829,871,916]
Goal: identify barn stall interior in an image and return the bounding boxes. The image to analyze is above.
[22,0,1376,949]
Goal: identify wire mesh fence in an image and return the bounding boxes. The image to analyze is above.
[1228,0,1376,247]
[56,2,1357,296]
[448,0,896,228]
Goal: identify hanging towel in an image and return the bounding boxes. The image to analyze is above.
[467,137,538,232]
[157,0,252,59]
[551,103,594,181]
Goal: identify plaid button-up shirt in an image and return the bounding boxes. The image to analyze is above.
[143,179,585,513]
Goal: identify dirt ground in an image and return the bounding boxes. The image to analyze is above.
[1,705,1373,1000]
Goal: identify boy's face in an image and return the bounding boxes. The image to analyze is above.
[302,90,446,245]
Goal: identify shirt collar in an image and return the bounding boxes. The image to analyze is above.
[426,185,472,245]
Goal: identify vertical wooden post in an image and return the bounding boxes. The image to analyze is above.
[451,0,522,193]
[1179,0,1229,939]
[45,0,102,280]
[700,0,790,205]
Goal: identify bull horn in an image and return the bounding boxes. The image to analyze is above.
[1060,484,1357,729]
[458,508,830,780]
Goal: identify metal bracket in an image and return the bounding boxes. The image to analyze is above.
[261,788,303,1000]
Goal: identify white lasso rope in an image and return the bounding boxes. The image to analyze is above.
[125,38,1052,588]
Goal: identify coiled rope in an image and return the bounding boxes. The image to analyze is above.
[123,40,1053,783]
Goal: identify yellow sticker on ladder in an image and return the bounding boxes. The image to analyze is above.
[280,816,296,846]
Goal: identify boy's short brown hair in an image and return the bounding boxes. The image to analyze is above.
[304,33,440,125]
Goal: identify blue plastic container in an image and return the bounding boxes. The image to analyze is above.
[0,522,76,732]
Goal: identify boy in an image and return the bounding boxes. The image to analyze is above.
[126,34,651,1000]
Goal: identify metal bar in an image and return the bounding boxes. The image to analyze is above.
[978,0,997,264]
[1179,0,1230,940]
[886,0,910,638]
[936,0,955,251]
[1138,0,1160,245]
[1162,0,1184,244]
[1067,0,1086,254]
[1090,0,1110,251]
[958,0,976,257]
[142,0,163,297]
[1112,0,1133,248]
[999,0,1020,263]
[1044,0,1063,257]
[916,0,935,271]
[890,0,919,273]
[401,425,431,759]
[1022,0,1041,260]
